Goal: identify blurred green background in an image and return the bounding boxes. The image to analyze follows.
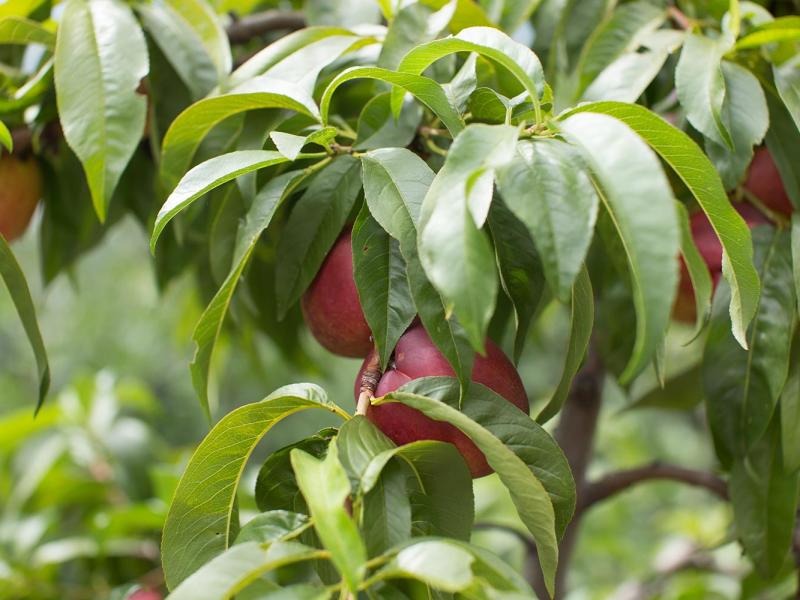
[0,216,771,599]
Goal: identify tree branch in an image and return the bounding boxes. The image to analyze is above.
[579,463,728,513]
[226,10,306,45]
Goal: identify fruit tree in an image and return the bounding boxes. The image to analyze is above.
[1,0,799,598]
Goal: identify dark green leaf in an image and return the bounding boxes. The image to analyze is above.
[0,235,49,411]
[677,202,713,338]
[373,540,475,592]
[730,423,800,579]
[497,138,598,301]
[161,384,347,589]
[765,92,800,210]
[627,364,704,411]
[563,101,762,350]
[354,93,422,152]
[352,207,417,367]
[275,156,362,318]
[560,111,679,382]
[336,415,395,493]
[487,198,546,361]
[536,267,594,423]
[418,124,517,352]
[0,16,55,46]
[781,336,800,472]
[377,1,454,70]
[363,461,412,557]
[360,148,474,386]
[774,56,800,132]
[704,227,796,463]
[320,66,464,136]
[54,0,148,220]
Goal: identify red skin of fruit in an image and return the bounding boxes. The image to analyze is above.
[674,203,769,322]
[0,154,41,242]
[301,228,373,358]
[355,324,529,478]
[744,147,793,216]
[128,590,162,600]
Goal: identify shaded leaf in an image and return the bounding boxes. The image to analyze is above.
[677,202,714,338]
[0,16,55,46]
[234,511,310,545]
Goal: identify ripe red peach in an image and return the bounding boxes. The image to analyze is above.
[0,153,42,242]
[356,324,528,477]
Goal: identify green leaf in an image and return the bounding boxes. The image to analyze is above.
[151,150,290,252]
[735,16,800,49]
[794,214,800,313]
[319,66,464,136]
[729,424,800,580]
[359,439,474,541]
[487,198,546,361]
[675,33,734,150]
[581,31,682,103]
[377,1,455,70]
[0,16,55,46]
[391,26,545,123]
[161,0,231,82]
[234,511,310,545]
[136,1,220,100]
[274,156,362,319]
[158,81,319,194]
[190,168,312,418]
[497,138,598,301]
[0,235,49,412]
[677,202,714,339]
[305,0,381,27]
[0,57,53,115]
[774,56,800,134]
[228,26,355,87]
[374,539,475,592]
[536,267,594,423]
[626,364,704,411]
[0,121,11,152]
[781,336,800,472]
[354,93,422,152]
[704,227,797,463]
[336,416,395,493]
[362,460,412,557]
[418,124,517,352]
[256,428,337,512]
[250,34,375,95]
[563,101,762,350]
[381,380,562,596]
[161,384,347,589]
[765,91,800,211]
[352,207,416,368]
[705,61,768,189]
[54,0,149,220]
[360,148,474,386]
[291,443,367,592]
[574,0,665,94]
[166,541,327,600]
[271,128,337,162]
[559,112,679,383]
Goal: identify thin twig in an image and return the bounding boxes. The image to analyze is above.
[579,462,728,513]
[667,5,693,31]
[226,10,306,45]
[356,349,382,416]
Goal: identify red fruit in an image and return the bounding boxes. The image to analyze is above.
[128,590,162,600]
[356,324,529,478]
[744,147,793,216]
[0,154,42,242]
[674,203,769,322]
[301,228,373,358]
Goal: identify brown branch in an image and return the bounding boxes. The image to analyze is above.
[356,349,381,416]
[667,6,693,31]
[226,10,306,45]
[579,463,728,513]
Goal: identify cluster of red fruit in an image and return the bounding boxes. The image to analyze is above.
[0,152,41,242]
[303,227,529,478]
[675,148,795,321]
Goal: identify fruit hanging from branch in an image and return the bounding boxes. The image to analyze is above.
[301,227,373,357]
[0,153,42,242]
[743,147,793,217]
[355,324,529,478]
[674,203,769,323]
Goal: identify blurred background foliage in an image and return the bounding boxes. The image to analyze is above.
[1,220,767,599]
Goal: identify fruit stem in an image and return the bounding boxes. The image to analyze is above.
[356,349,382,416]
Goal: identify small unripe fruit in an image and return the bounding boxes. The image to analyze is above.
[301,228,373,358]
[0,153,42,242]
[674,203,769,322]
[744,147,793,216]
[356,324,528,477]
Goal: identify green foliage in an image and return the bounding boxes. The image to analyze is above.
[1,0,800,598]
